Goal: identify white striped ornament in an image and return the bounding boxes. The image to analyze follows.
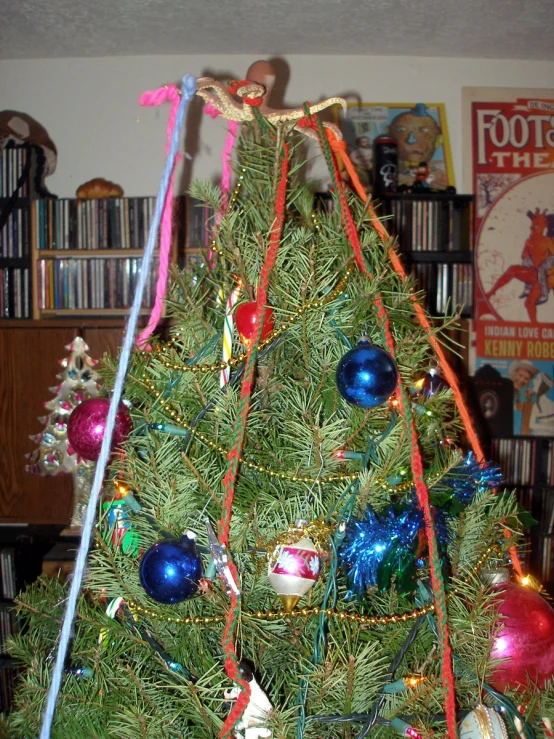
[220,285,240,388]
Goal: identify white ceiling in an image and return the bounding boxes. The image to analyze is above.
[3,0,554,61]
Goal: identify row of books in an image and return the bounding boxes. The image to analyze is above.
[544,441,554,486]
[490,437,539,486]
[0,660,16,714]
[490,438,554,487]
[384,196,473,253]
[411,262,473,317]
[0,208,31,260]
[34,196,159,251]
[36,257,157,311]
[187,197,215,250]
[0,549,16,601]
[0,608,15,655]
[0,146,30,199]
[0,590,17,713]
[539,512,554,585]
[0,267,31,319]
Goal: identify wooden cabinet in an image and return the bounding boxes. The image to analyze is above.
[0,320,125,523]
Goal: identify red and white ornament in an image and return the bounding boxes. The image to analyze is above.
[267,534,320,612]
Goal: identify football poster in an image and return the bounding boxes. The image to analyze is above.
[463,88,554,437]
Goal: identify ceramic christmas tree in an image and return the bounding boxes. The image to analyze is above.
[25,336,102,532]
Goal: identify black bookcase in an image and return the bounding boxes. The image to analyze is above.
[0,143,39,320]
[0,525,65,713]
[379,193,474,317]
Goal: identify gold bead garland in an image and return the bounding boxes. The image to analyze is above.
[141,265,354,375]
[127,545,499,627]
[142,381,359,485]
[143,380,447,489]
[128,600,433,626]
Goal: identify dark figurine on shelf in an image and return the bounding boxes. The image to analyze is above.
[411,161,431,191]
[398,163,457,195]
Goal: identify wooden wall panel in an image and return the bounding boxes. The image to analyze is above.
[0,324,125,523]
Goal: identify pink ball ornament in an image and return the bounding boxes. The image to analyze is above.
[67,397,132,462]
[489,580,554,691]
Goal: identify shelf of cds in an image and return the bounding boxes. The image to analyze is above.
[380,193,474,317]
[0,144,36,319]
[32,196,166,317]
[0,546,20,713]
[489,437,554,587]
[35,252,159,315]
[0,528,66,714]
[30,195,216,318]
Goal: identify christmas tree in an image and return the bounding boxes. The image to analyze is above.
[4,63,554,739]
[25,336,102,533]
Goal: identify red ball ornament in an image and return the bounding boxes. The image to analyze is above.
[67,397,132,462]
[489,580,554,691]
[235,301,275,345]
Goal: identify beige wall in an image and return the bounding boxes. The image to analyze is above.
[1,54,553,197]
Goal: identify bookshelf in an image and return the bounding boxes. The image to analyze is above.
[380,192,474,318]
[0,525,67,713]
[0,143,40,320]
[29,194,214,318]
[32,196,168,318]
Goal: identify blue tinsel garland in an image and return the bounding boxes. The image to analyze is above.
[339,453,502,597]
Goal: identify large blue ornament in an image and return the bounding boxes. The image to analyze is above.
[336,340,398,408]
[139,532,203,604]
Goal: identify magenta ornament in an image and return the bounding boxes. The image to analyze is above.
[67,397,132,462]
[489,581,554,691]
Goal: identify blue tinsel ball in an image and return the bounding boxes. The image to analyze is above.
[139,533,203,604]
[336,340,398,408]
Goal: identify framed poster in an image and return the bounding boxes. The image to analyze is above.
[463,87,554,437]
[335,102,455,192]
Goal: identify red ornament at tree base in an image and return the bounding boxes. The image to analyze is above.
[489,580,554,691]
[67,397,132,462]
[235,301,275,346]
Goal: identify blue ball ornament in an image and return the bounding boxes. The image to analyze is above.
[420,367,448,399]
[336,340,398,408]
[139,532,203,604]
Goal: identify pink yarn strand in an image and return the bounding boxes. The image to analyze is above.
[203,103,239,268]
[221,120,239,211]
[136,84,182,350]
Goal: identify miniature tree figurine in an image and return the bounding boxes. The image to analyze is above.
[25,336,102,532]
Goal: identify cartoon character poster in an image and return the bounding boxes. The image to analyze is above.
[335,102,455,193]
[463,88,554,437]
